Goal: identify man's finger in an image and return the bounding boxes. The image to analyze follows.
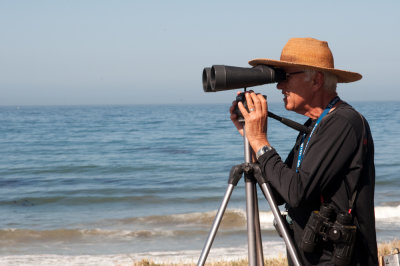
[251,93,262,113]
[237,101,249,119]
[243,92,255,113]
[257,94,267,114]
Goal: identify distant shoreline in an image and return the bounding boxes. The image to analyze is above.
[1,100,400,108]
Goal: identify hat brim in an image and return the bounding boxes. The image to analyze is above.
[248,58,362,83]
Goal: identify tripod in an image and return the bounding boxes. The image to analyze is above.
[197,124,302,266]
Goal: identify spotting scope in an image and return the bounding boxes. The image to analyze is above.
[201,64,311,134]
[203,65,286,92]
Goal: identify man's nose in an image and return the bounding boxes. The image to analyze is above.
[276,82,284,90]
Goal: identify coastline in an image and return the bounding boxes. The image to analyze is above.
[0,240,398,266]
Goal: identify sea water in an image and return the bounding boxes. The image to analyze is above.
[0,102,399,265]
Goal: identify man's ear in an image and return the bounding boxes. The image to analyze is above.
[311,71,324,92]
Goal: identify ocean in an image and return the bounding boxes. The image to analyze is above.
[0,101,399,265]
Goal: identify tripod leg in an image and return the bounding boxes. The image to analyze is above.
[259,182,302,266]
[253,187,265,266]
[243,127,264,266]
[197,184,235,266]
[245,177,259,266]
[250,163,303,265]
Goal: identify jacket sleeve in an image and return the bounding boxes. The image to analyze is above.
[258,113,360,208]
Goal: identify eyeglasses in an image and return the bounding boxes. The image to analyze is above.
[285,71,305,80]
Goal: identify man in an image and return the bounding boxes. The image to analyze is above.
[230,38,378,265]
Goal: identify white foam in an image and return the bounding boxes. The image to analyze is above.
[0,241,286,266]
[0,254,135,266]
[218,208,276,230]
[375,205,400,220]
[259,211,276,230]
[259,205,400,227]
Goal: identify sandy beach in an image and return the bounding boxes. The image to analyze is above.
[130,239,400,266]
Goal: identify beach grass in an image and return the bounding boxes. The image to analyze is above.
[133,256,287,266]
[132,240,400,266]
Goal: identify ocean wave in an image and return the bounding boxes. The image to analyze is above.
[0,193,227,207]
[0,228,207,244]
[0,209,276,244]
[108,205,400,230]
[111,209,277,231]
[0,195,165,206]
[1,207,399,260]
[118,209,248,228]
[1,206,399,245]
[375,205,400,221]
[0,164,157,177]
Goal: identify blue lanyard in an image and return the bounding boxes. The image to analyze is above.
[296,96,340,173]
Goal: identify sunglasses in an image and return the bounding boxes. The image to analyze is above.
[285,71,305,80]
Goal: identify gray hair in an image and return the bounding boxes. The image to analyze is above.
[303,69,338,93]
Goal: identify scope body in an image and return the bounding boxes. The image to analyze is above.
[203,65,286,92]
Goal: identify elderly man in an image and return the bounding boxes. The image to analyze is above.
[230,38,378,265]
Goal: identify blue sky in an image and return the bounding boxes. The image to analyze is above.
[0,1,399,105]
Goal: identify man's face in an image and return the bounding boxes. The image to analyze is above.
[276,67,314,114]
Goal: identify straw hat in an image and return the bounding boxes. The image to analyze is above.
[248,37,362,83]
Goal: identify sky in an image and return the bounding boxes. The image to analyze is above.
[0,0,399,106]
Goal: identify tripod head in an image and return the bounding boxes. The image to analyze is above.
[234,92,311,134]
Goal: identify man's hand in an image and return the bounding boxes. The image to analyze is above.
[237,91,270,152]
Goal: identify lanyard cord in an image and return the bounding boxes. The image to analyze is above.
[296,96,340,173]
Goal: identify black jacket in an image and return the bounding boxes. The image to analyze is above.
[258,102,378,265]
